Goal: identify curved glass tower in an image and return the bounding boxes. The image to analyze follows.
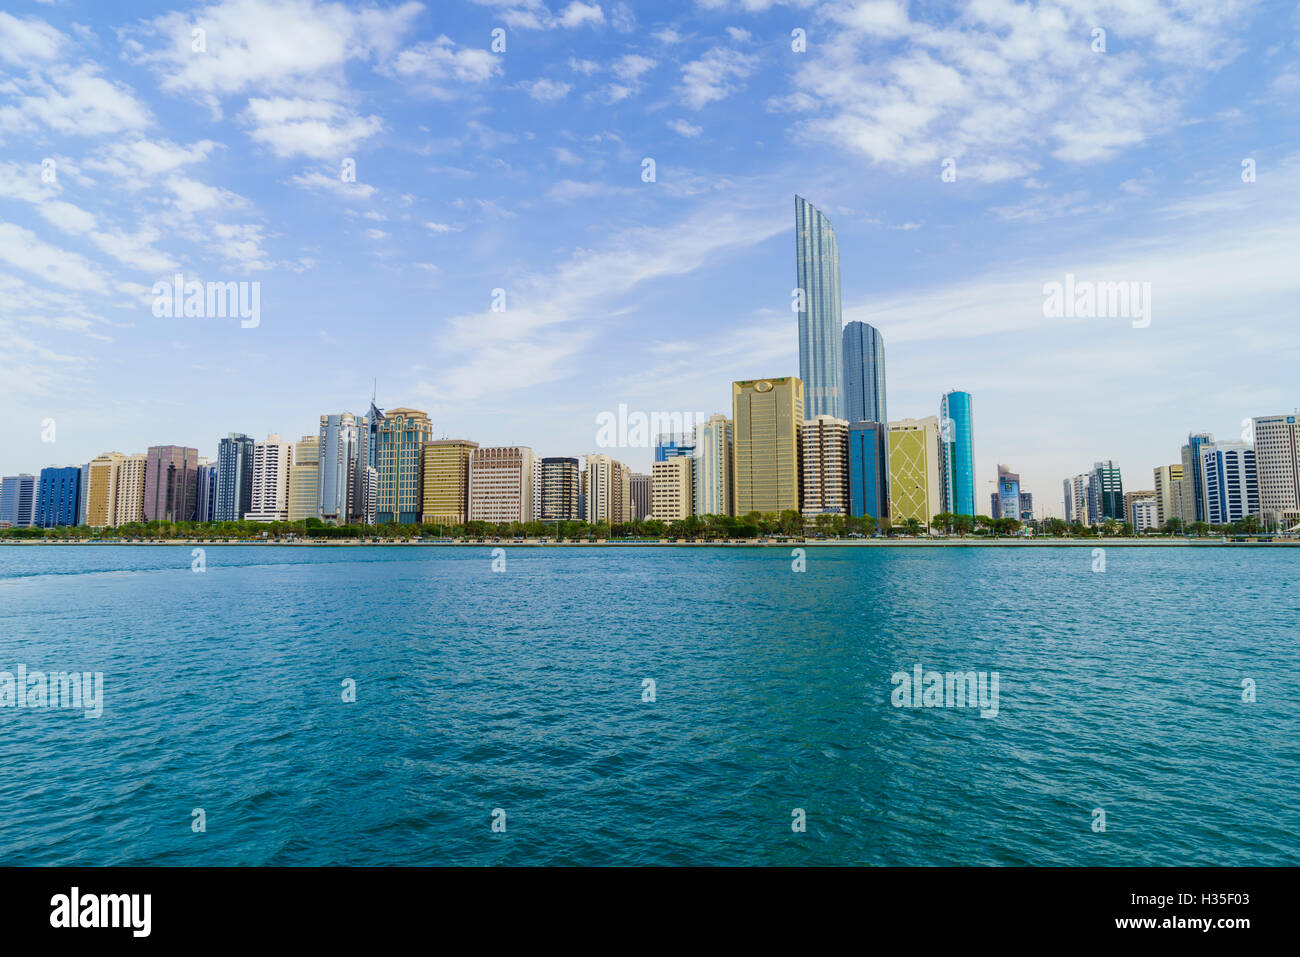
[795,195,843,419]
[939,390,976,516]
[842,321,887,425]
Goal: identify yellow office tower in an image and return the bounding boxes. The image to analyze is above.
[732,377,804,516]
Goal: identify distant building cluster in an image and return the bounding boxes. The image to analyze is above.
[6,197,1295,535]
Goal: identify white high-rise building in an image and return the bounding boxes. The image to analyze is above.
[1063,473,1089,525]
[1129,496,1158,531]
[584,454,631,524]
[245,434,293,522]
[1252,414,1300,529]
[1200,442,1258,525]
[692,414,733,517]
[468,446,535,524]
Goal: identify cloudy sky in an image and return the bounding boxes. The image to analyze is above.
[2,0,1298,516]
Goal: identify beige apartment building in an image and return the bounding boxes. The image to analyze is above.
[651,456,694,522]
[801,415,849,517]
[422,439,478,525]
[287,435,320,522]
[468,446,535,524]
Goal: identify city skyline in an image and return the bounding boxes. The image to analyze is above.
[2,1,1299,518]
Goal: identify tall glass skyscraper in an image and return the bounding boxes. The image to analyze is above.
[939,391,976,516]
[215,433,255,522]
[35,467,82,527]
[842,321,887,425]
[795,195,844,419]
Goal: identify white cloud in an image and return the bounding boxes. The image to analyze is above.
[0,11,67,65]
[521,78,572,102]
[679,48,758,108]
[243,98,383,159]
[558,2,605,28]
[390,36,503,97]
[667,119,703,138]
[290,169,378,199]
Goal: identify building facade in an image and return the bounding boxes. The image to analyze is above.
[1180,432,1214,524]
[1091,460,1125,522]
[143,445,200,523]
[692,414,733,518]
[1252,414,1300,528]
[1201,443,1258,524]
[422,439,478,525]
[35,466,82,527]
[939,391,975,516]
[539,456,580,522]
[375,408,432,525]
[794,195,843,418]
[848,421,889,522]
[629,472,651,521]
[318,413,364,525]
[287,436,320,522]
[651,456,694,522]
[244,434,293,522]
[1153,464,1184,529]
[585,454,631,525]
[993,465,1021,521]
[888,417,942,530]
[0,474,36,527]
[468,446,535,525]
[732,377,804,516]
[215,433,255,522]
[842,321,887,427]
[800,415,849,517]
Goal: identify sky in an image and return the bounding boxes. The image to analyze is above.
[2,0,1298,517]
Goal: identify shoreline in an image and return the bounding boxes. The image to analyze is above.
[0,538,1293,548]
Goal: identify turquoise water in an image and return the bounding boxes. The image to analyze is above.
[0,545,1296,866]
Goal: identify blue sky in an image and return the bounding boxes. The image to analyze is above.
[2,0,1298,517]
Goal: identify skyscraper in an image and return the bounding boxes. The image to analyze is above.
[376,408,432,525]
[732,377,804,515]
[693,414,733,517]
[0,474,36,527]
[843,321,887,425]
[994,465,1020,521]
[539,456,580,522]
[1201,443,1258,524]
[35,466,82,527]
[318,413,363,525]
[888,417,942,529]
[287,436,320,522]
[1153,464,1184,529]
[86,453,126,528]
[422,439,478,525]
[939,391,975,516]
[848,421,889,522]
[1090,461,1125,522]
[1064,473,1090,525]
[468,446,535,525]
[143,445,200,523]
[584,454,632,524]
[245,434,293,522]
[215,433,255,522]
[1180,432,1214,524]
[629,472,652,521]
[194,459,217,523]
[801,415,849,517]
[795,196,843,419]
[1252,414,1300,529]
